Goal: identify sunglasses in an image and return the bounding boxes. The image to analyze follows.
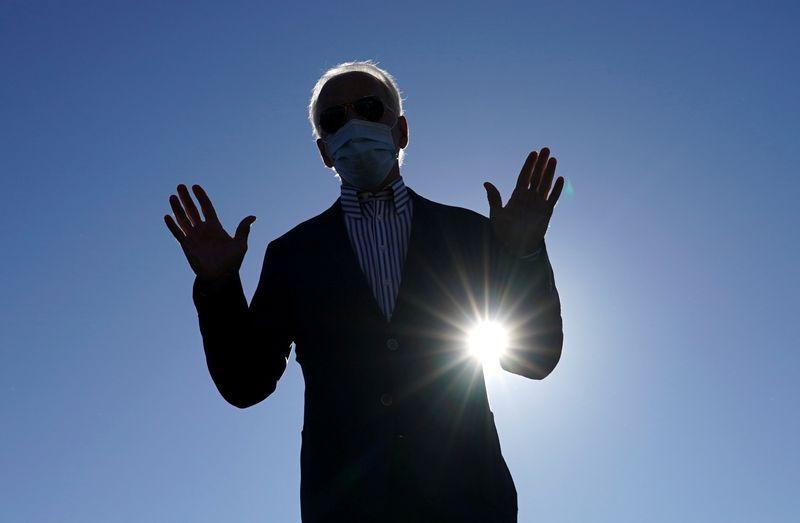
[318,95,396,135]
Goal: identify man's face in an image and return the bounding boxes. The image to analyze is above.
[315,71,408,169]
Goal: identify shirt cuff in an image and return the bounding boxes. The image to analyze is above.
[194,271,240,299]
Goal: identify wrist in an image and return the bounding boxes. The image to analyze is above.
[196,269,239,294]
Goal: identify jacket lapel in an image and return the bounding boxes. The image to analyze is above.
[390,188,443,325]
[324,200,393,324]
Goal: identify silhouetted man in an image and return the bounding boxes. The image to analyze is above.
[164,60,565,523]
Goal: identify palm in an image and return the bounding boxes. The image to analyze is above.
[184,221,245,279]
[164,184,257,281]
[484,147,564,255]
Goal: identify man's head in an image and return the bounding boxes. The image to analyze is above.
[308,60,409,188]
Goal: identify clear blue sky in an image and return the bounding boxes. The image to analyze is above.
[2,1,798,521]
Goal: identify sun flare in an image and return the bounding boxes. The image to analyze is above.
[467,320,508,371]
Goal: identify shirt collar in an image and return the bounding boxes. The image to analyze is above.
[340,176,411,219]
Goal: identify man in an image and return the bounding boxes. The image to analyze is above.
[164,60,564,522]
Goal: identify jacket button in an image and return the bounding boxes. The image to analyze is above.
[386,338,399,351]
[380,393,393,406]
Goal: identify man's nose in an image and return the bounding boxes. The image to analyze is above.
[343,105,367,123]
[343,105,355,123]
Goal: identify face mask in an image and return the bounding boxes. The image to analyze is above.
[324,118,399,189]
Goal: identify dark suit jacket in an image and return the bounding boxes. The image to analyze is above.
[192,188,563,523]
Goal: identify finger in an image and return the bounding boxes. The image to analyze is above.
[529,147,550,192]
[164,214,186,244]
[234,215,257,244]
[515,151,537,190]
[547,176,565,208]
[192,184,219,223]
[177,184,201,225]
[484,182,503,217]
[169,194,193,234]
[537,157,557,197]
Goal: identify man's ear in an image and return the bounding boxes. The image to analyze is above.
[316,138,334,168]
[396,115,409,149]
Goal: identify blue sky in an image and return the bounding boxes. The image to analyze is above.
[1,1,798,521]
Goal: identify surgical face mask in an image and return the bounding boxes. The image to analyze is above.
[323,118,399,189]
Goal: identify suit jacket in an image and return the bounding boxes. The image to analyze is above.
[192,187,564,523]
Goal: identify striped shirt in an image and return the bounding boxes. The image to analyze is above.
[340,176,413,321]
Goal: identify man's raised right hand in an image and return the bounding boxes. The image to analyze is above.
[164,184,256,282]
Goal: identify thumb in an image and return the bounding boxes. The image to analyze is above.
[234,215,257,244]
[484,182,502,215]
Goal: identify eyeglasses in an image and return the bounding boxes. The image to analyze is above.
[318,95,396,135]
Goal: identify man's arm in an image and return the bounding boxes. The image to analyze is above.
[193,240,295,408]
[489,233,563,380]
[482,146,565,379]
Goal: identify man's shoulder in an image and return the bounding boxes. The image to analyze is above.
[417,191,490,229]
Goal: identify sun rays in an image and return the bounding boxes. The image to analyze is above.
[467,320,509,373]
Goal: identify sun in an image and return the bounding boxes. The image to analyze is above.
[467,320,509,371]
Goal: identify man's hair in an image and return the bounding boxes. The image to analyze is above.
[308,59,406,166]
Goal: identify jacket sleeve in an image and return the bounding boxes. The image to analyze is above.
[486,225,564,380]
[192,239,296,408]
